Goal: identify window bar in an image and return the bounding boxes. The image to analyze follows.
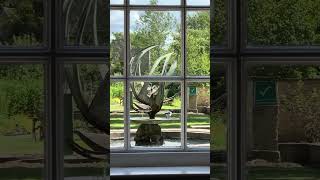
[181,0,187,151]
[124,0,130,151]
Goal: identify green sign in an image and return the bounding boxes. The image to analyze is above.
[255,81,277,105]
[189,86,197,96]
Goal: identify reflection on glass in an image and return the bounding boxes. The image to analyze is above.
[187,82,210,148]
[110,81,124,148]
[130,0,180,5]
[0,64,45,179]
[130,11,182,76]
[187,11,210,76]
[129,81,181,148]
[248,0,320,46]
[111,10,125,76]
[111,0,124,5]
[0,1,44,46]
[63,64,108,179]
[63,0,108,46]
[187,0,210,6]
[211,64,228,180]
[211,0,228,46]
[246,64,320,179]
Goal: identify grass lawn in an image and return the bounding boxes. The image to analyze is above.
[0,135,43,155]
[110,113,210,129]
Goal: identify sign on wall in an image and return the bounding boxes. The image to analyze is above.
[189,86,197,96]
[255,81,277,105]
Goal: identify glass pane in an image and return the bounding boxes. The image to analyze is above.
[111,0,124,5]
[0,64,45,179]
[187,82,210,148]
[63,64,108,179]
[129,81,182,148]
[110,81,125,149]
[111,10,125,76]
[247,0,320,46]
[187,11,210,76]
[246,64,320,179]
[130,0,180,5]
[211,0,228,47]
[211,64,228,180]
[63,0,108,47]
[0,1,44,47]
[187,0,210,6]
[130,11,182,76]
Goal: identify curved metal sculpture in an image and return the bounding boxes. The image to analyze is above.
[129,46,178,146]
[63,0,109,161]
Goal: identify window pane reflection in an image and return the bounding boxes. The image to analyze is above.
[63,64,108,179]
[0,64,45,179]
[63,0,108,47]
[246,64,320,179]
[0,1,44,47]
[211,63,228,180]
[247,0,320,46]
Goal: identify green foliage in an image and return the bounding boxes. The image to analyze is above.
[248,0,320,45]
[110,82,124,99]
[187,12,210,75]
[211,0,228,46]
[6,80,43,119]
[0,65,44,135]
[110,32,125,75]
[0,0,43,46]
[0,64,43,80]
[0,114,33,134]
[281,80,320,143]
[249,65,320,79]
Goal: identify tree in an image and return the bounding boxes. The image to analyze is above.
[0,0,43,46]
[186,11,210,75]
[248,0,320,45]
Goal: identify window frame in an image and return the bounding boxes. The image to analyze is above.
[110,0,211,153]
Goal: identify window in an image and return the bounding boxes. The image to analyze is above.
[0,61,47,180]
[110,0,210,155]
[243,59,320,180]
[59,61,108,179]
[2,0,320,179]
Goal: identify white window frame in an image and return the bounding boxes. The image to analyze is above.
[110,0,213,167]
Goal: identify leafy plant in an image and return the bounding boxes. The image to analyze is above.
[281,80,320,143]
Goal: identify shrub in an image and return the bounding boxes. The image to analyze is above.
[111,82,124,100]
[281,80,320,143]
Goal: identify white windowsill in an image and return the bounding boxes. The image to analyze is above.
[111,166,210,176]
[111,152,210,167]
